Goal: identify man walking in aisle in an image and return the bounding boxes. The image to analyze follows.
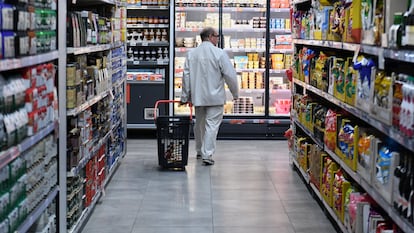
[180,27,239,166]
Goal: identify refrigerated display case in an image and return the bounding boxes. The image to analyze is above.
[173,0,292,138]
[126,3,172,129]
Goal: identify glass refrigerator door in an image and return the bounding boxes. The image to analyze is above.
[174,0,220,115]
[222,0,267,116]
[268,4,292,117]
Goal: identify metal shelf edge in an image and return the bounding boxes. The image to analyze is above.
[16,186,59,233]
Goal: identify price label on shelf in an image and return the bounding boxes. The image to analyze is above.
[142,42,148,46]
[130,42,136,46]
[133,61,140,65]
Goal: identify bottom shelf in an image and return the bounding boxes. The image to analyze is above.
[68,154,123,233]
[291,156,347,233]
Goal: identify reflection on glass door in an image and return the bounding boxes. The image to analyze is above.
[174,0,220,115]
[222,0,267,116]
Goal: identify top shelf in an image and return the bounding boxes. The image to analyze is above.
[293,39,414,64]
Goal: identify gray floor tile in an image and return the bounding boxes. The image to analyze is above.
[82,139,337,233]
[214,226,295,233]
[131,226,213,233]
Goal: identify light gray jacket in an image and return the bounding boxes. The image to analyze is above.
[181,41,239,106]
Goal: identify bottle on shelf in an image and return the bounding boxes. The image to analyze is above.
[402,0,414,48]
[389,12,403,49]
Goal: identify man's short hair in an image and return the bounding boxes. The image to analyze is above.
[200,27,216,41]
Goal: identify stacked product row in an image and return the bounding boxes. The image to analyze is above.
[291,0,411,50]
[291,91,414,232]
[293,45,414,136]
[66,54,112,110]
[0,1,56,58]
[0,62,56,150]
[64,1,127,231]
[0,135,57,233]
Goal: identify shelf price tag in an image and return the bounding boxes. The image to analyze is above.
[133,61,140,65]
[142,42,148,46]
[130,42,136,46]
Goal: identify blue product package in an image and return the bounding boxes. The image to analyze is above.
[2,31,15,58]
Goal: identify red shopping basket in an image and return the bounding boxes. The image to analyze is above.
[154,100,193,169]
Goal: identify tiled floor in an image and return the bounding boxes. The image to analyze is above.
[82,139,337,233]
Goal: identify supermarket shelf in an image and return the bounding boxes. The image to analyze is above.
[292,118,324,148]
[74,0,120,5]
[323,146,414,233]
[127,123,156,129]
[222,118,290,124]
[127,60,169,66]
[17,186,59,233]
[293,39,343,50]
[0,123,56,170]
[127,41,169,47]
[269,113,290,117]
[292,154,349,233]
[113,76,127,88]
[175,6,219,12]
[269,49,294,53]
[127,24,169,29]
[67,91,110,116]
[174,6,269,12]
[292,39,414,61]
[309,182,349,233]
[224,48,266,53]
[67,130,112,177]
[175,27,202,32]
[240,88,265,93]
[269,69,288,74]
[175,47,195,52]
[269,29,291,34]
[0,51,59,72]
[223,28,266,33]
[270,8,290,13]
[68,190,102,233]
[293,79,414,151]
[383,49,414,63]
[236,68,266,72]
[225,7,266,12]
[127,5,169,10]
[67,44,112,55]
[292,157,309,183]
[126,80,164,84]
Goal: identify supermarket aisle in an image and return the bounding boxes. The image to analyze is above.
[82,139,337,233]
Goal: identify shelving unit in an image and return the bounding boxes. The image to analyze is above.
[62,0,127,232]
[126,3,172,129]
[0,1,61,232]
[289,0,414,232]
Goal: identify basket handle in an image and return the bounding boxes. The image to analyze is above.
[154,100,193,121]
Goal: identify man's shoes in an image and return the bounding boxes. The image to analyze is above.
[202,158,215,166]
[196,154,202,159]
